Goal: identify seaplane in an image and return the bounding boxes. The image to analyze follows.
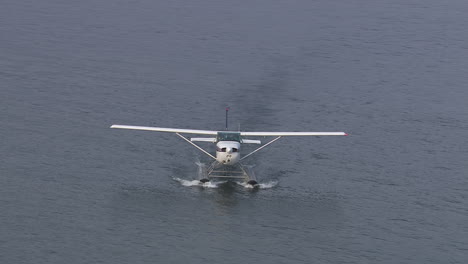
[111,109,347,187]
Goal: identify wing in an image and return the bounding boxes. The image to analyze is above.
[240,131,348,136]
[110,125,219,135]
[110,125,347,136]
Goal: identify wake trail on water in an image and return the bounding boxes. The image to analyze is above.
[236,180,278,189]
[174,161,278,189]
[173,177,225,188]
[173,177,278,189]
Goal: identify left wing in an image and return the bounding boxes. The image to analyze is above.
[240,131,348,136]
[110,125,219,135]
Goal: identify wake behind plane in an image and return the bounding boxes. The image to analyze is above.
[111,109,347,186]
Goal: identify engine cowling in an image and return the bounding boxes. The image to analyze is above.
[215,141,241,165]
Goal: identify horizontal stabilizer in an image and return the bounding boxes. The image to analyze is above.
[241,139,262,144]
[191,138,216,142]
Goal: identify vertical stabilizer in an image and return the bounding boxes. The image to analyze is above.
[225,107,229,130]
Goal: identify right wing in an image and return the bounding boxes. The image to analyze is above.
[110,125,219,135]
[240,131,348,136]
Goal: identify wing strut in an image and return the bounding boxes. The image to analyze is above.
[240,136,282,161]
[176,133,216,160]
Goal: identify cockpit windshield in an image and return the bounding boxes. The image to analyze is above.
[216,132,241,142]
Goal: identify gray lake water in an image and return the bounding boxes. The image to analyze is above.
[1,0,468,263]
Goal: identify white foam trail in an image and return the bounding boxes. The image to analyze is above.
[257,180,278,189]
[237,180,278,189]
[172,177,225,188]
[200,181,223,188]
[173,177,201,187]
